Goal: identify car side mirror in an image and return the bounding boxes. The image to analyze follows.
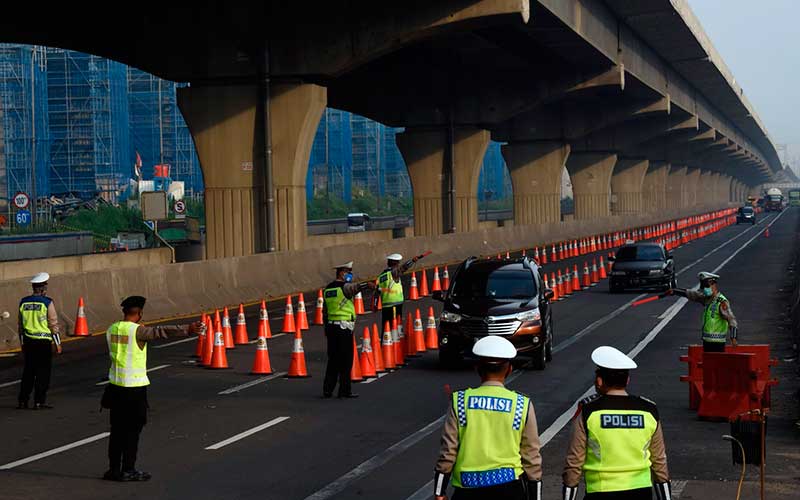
[544,289,555,301]
[432,290,446,302]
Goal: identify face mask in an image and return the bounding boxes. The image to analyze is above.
[344,273,353,283]
[702,287,713,297]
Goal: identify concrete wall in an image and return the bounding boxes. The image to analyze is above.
[0,248,172,281]
[0,204,732,351]
[0,232,93,261]
[307,230,396,248]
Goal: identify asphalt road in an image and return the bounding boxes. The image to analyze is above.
[0,209,795,500]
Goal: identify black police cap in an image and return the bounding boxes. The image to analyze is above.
[120,296,147,309]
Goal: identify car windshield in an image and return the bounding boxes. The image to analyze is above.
[615,246,663,262]
[452,267,537,299]
[740,207,753,214]
[347,215,365,226]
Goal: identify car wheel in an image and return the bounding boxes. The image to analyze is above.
[545,316,553,362]
[439,347,462,368]
[530,344,546,371]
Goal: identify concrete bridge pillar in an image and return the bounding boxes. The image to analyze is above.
[396,127,490,236]
[642,161,669,212]
[698,170,714,207]
[610,158,648,215]
[684,168,701,207]
[666,165,688,210]
[711,173,723,204]
[501,141,569,225]
[566,152,617,219]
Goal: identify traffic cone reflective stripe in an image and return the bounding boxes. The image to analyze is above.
[314,290,324,325]
[442,266,450,290]
[372,323,385,373]
[413,309,427,353]
[296,293,309,330]
[420,270,430,297]
[409,273,419,300]
[425,307,439,350]
[234,304,249,345]
[431,267,442,292]
[222,307,235,349]
[360,327,377,378]
[258,300,272,338]
[281,296,296,333]
[287,329,309,378]
[354,292,366,315]
[208,314,230,369]
[382,321,396,370]
[74,297,89,337]
[251,336,273,374]
[196,313,207,358]
[350,336,364,382]
[201,314,214,366]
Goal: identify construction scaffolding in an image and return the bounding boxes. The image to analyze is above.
[478,141,512,203]
[0,44,49,221]
[46,49,130,202]
[308,108,352,202]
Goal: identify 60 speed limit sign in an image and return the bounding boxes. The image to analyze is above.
[13,192,30,209]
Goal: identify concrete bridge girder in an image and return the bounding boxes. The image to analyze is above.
[501,141,569,225]
[566,152,618,219]
[610,158,648,215]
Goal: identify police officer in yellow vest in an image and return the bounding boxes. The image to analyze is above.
[562,346,671,500]
[378,253,420,335]
[435,336,542,500]
[323,261,376,399]
[671,271,738,352]
[17,272,62,410]
[101,296,203,482]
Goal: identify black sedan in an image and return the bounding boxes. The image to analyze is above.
[736,206,756,225]
[609,243,676,292]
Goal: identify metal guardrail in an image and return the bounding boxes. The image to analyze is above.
[306,209,513,235]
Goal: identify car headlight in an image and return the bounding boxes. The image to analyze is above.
[516,309,541,322]
[611,271,626,276]
[648,269,664,275]
[440,311,462,323]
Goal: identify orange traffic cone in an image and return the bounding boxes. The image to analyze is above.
[405,312,419,358]
[564,268,574,295]
[372,323,385,373]
[599,256,608,279]
[556,270,565,298]
[590,259,599,285]
[413,309,427,353]
[258,300,272,339]
[201,314,214,366]
[222,307,235,349]
[195,313,208,358]
[208,313,230,369]
[281,296,296,333]
[764,226,770,238]
[286,329,309,378]
[354,292,366,315]
[522,249,526,257]
[350,336,363,382]
[234,304,249,345]
[295,293,309,331]
[543,273,550,291]
[393,314,406,366]
[74,297,89,336]
[553,244,560,262]
[375,287,382,311]
[572,265,581,291]
[420,270,430,297]
[360,327,377,378]
[550,272,560,301]
[314,290,324,325]
[581,263,591,289]
[442,266,450,290]
[251,336,273,374]
[431,267,442,292]
[425,307,439,350]
[409,273,420,300]
[382,321,396,370]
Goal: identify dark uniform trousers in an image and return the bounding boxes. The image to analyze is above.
[452,479,527,500]
[104,385,148,472]
[381,305,403,332]
[323,323,354,397]
[585,487,652,499]
[19,338,53,405]
[702,341,725,353]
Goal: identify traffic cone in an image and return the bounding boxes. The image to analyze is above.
[425,307,439,350]
[554,244,561,262]
[382,321,396,370]
[522,249,526,257]
[314,290,324,325]
[234,304,249,345]
[201,314,214,366]
[764,226,770,238]
[286,329,309,378]
[607,253,614,273]
[571,265,581,291]
[350,336,364,382]
[533,246,541,265]
[431,267,442,292]
[556,270,565,298]
[550,272,560,301]
[258,300,272,338]
[372,323,385,373]
[420,270,430,296]
[281,296,296,333]
[375,286,382,311]
[393,314,406,366]
[582,263,591,289]
[497,253,502,260]
[590,259,599,285]
[208,313,230,369]
[360,327,377,378]
[250,336,273,374]
[413,309,427,353]
[195,313,208,358]
[222,307,235,349]
[74,297,89,337]
[409,273,420,300]
[442,266,450,290]
[599,256,608,279]
[505,251,510,259]
[354,292,366,315]
[563,268,573,296]
[295,293,309,331]
[543,273,550,291]
[405,312,419,358]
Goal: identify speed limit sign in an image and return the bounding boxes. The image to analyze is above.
[13,192,29,209]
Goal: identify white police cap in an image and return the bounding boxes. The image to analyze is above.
[30,272,50,284]
[472,336,517,361]
[333,261,353,270]
[591,346,637,370]
[386,253,403,261]
[698,271,719,281]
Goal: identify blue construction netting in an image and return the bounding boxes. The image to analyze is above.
[478,141,513,203]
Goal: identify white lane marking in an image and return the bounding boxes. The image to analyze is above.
[553,294,646,354]
[362,372,389,384]
[0,432,110,470]
[218,372,288,395]
[0,379,21,388]
[248,333,287,344]
[672,479,688,498]
[152,337,196,349]
[204,416,290,450]
[95,364,170,386]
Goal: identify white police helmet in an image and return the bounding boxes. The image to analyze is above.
[30,272,50,284]
[591,346,637,370]
[473,336,517,361]
[386,253,403,261]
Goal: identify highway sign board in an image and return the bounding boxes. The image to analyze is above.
[141,191,168,221]
[13,192,30,209]
[15,209,31,226]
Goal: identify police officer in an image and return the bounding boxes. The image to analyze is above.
[671,271,738,352]
[434,336,542,500]
[378,253,420,331]
[17,272,61,410]
[101,296,203,482]
[323,261,375,399]
[562,346,671,500]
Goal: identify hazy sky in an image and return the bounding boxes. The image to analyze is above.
[689,0,798,156]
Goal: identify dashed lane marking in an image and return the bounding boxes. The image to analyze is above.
[0,432,110,470]
[205,416,290,450]
[218,371,288,395]
[95,364,170,386]
[0,379,21,388]
[361,372,389,384]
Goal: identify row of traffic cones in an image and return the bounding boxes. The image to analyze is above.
[407,266,447,300]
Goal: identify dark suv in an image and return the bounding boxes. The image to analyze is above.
[736,206,756,225]
[434,257,554,370]
[609,243,676,292]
